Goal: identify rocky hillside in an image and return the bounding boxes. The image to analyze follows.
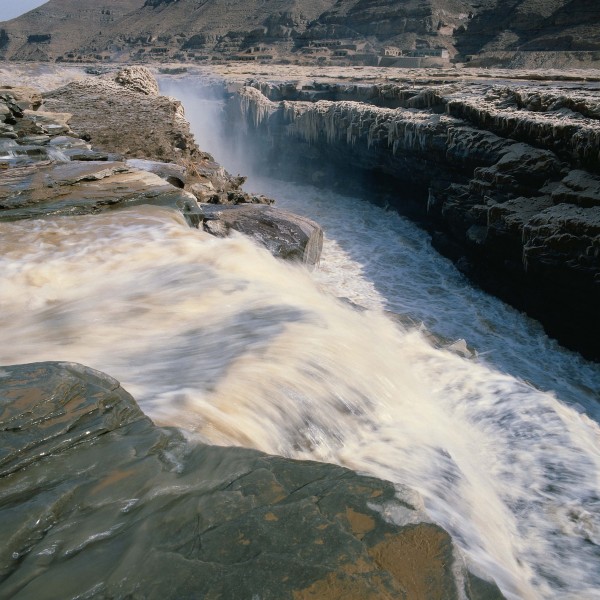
[1,0,599,66]
[454,0,600,66]
[0,0,145,61]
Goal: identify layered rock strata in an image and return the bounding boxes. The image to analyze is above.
[0,66,504,597]
[0,362,504,599]
[224,78,600,359]
[0,67,321,265]
[1,0,599,68]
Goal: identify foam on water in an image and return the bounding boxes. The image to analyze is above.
[1,201,599,599]
[246,177,600,416]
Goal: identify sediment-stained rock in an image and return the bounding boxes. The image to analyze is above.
[42,70,196,163]
[0,69,321,260]
[0,86,42,111]
[225,79,600,358]
[0,160,200,224]
[0,362,503,599]
[114,65,160,96]
[201,203,324,266]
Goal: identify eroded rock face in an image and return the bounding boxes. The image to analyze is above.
[0,72,320,261]
[0,87,196,227]
[0,160,200,223]
[0,362,504,599]
[225,79,600,358]
[114,65,160,96]
[42,76,195,163]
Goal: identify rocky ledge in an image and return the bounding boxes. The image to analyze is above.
[0,362,503,599]
[0,65,507,598]
[220,75,600,359]
[0,66,322,266]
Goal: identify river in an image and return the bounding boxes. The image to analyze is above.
[0,75,599,599]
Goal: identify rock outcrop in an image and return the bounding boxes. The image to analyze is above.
[0,160,200,224]
[42,70,198,163]
[0,361,504,599]
[223,75,600,359]
[114,64,160,95]
[0,67,322,264]
[0,76,201,226]
[202,204,324,266]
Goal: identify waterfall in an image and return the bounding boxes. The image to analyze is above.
[2,76,598,600]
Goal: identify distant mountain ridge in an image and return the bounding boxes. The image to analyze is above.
[1,0,599,66]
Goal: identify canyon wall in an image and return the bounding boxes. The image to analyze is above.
[224,78,600,359]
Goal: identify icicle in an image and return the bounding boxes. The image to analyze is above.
[237,86,274,129]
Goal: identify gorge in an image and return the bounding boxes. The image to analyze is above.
[0,63,599,600]
[192,67,600,361]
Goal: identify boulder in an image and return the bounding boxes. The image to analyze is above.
[0,362,503,599]
[43,77,195,163]
[201,203,324,266]
[114,66,159,96]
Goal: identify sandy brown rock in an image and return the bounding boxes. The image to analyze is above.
[114,65,160,96]
[42,76,195,163]
[0,71,324,263]
[0,86,42,111]
[41,69,272,209]
[0,160,199,223]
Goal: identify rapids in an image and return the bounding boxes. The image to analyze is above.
[0,76,598,599]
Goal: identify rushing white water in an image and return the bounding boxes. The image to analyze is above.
[0,78,599,599]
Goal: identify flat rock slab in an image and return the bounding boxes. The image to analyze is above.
[552,170,600,208]
[202,203,324,266]
[0,362,503,600]
[127,157,187,188]
[0,161,199,222]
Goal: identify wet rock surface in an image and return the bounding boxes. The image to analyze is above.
[224,76,600,359]
[202,203,324,266]
[0,160,199,223]
[0,67,320,263]
[0,362,504,599]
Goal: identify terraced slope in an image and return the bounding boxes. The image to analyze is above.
[1,0,599,65]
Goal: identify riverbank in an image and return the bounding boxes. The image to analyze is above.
[176,64,600,360]
[0,65,505,599]
[3,361,503,599]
